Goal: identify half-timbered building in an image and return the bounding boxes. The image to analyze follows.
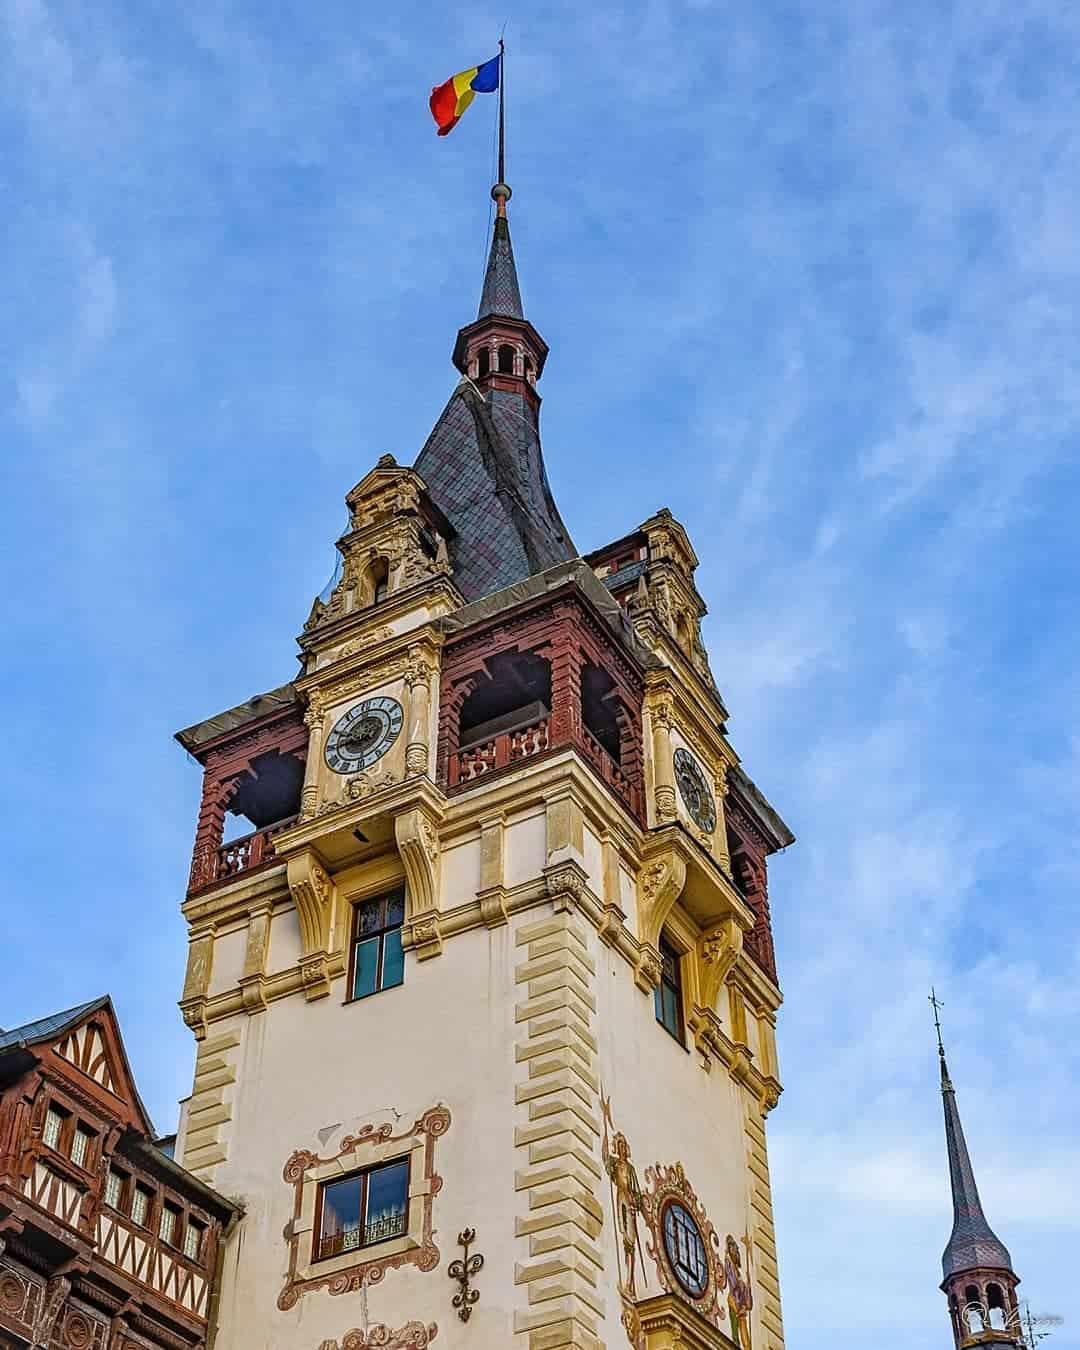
[0,998,236,1350]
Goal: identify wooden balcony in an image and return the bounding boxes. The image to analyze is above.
[448,717,550,786]
[188,815,298,895]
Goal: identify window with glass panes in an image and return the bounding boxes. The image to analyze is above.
[349,890,405,1001]
[71,1126,94,1169]
[315,1157,409,1260]
[159,1203,180,1246]
[105,1169,125,1211]
[42,1106,65,1150]
[184,1218,205,1262]
[654,934,685,1043]
[131,1185,152,1227]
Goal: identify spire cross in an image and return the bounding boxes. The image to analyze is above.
[929,987,946,1059]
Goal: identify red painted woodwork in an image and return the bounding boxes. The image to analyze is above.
[0,1001,233,1350]
[186,710,307,897]
[439,584,645,821]
[725,794,779,985]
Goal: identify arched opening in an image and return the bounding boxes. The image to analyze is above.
[498,344,515,374]
[963,1286,985,1334]
[676,610,693,654]
[477,346,491,378]
[365,557,389,606]
[987,1284,1006,1330]
[581,662,622,764]
[523,355,534,382]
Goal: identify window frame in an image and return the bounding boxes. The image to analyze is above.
[346,888,406,1004]
[104,1166,128,1213]
[312,1154,411,1263]
[42,1104,68,1152]
[159,1201,181,1247]
[183,1215,206,1264]
[130,1182,153,1229]
[654,933,686,1045]
[70,1123,96,1171]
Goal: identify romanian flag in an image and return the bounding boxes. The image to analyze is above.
[430,55,501,136]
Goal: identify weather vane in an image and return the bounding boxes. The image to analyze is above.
[929,987,946,1058]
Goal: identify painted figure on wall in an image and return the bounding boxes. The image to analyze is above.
[601,1091,646,1298]
[725,1233,754,1349]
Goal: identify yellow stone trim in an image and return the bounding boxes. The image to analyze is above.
[514,909,606,1349]
[635,1292,738,1349]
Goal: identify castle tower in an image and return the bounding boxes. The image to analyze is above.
[934,1000,1023,1348]
[172,180,793,1350]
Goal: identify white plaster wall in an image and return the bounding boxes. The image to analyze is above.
[589,940,769,1350]
[211,922,522,1350]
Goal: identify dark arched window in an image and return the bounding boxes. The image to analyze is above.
[477,347,490,377]
[498,344,515,374]
[367,557,389,605]
[987,1285,1006,1330]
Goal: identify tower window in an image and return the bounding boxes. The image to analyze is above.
[477,347,490,377]
[366,557,389,605]
[654,934,685,1044]
[348,889,406,1001]
[315,1157,409,1260]
[498,344,515,374]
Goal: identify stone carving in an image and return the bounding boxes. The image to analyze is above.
[345,769,398,801]
[318,1323,438,1350]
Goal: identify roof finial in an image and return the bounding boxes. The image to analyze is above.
[492,38,510,218]
[930,986,946,1060]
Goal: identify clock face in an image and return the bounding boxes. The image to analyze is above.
[662,1200,710,1299]
[324,696,403,775]
[674,748,717,833]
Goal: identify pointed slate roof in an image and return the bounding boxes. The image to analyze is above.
[939,1049,1015,1279]
[414,201,575,601]
[414,378,575,601]
[478,214,523,319]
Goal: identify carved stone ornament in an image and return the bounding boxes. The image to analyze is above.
[641,1163,727,1331]
[318,1322,438,1350]
[278,1107,450,1312]
[637,850,687,954]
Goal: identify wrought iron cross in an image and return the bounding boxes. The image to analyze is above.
[929,987,946,1057]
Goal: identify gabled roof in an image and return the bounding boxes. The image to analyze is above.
[0,996,110,1054]
[0,995,155,1137]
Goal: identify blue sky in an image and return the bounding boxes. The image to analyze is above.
[3,2,1078,1347]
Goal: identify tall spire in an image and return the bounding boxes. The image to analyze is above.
[412,146,575,602]
[931,991,1022,1348]
[478,186,523,320]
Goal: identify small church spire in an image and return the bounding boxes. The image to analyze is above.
[931,991,1022,1348]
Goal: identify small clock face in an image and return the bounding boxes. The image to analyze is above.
[674,748,717,833]
[324,696,403,774]
[662,1200,710,1298]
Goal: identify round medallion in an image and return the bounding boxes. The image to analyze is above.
[64,1312,93,1349]
[325,696,403,775]
[673,748,716,833]
[0,1272,25,1313]
[662,1199,710,1298]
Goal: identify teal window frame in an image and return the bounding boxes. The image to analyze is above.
[654,934,685,1044]
[348,889,406,1002]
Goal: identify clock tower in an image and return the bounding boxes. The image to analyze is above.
[172,181,793,1350]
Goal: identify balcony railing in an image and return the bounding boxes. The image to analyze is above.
[449,718,550,786]
[580,728,636,812]
[190,815,298,894]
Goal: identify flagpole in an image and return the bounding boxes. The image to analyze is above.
[498,37,506,187]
